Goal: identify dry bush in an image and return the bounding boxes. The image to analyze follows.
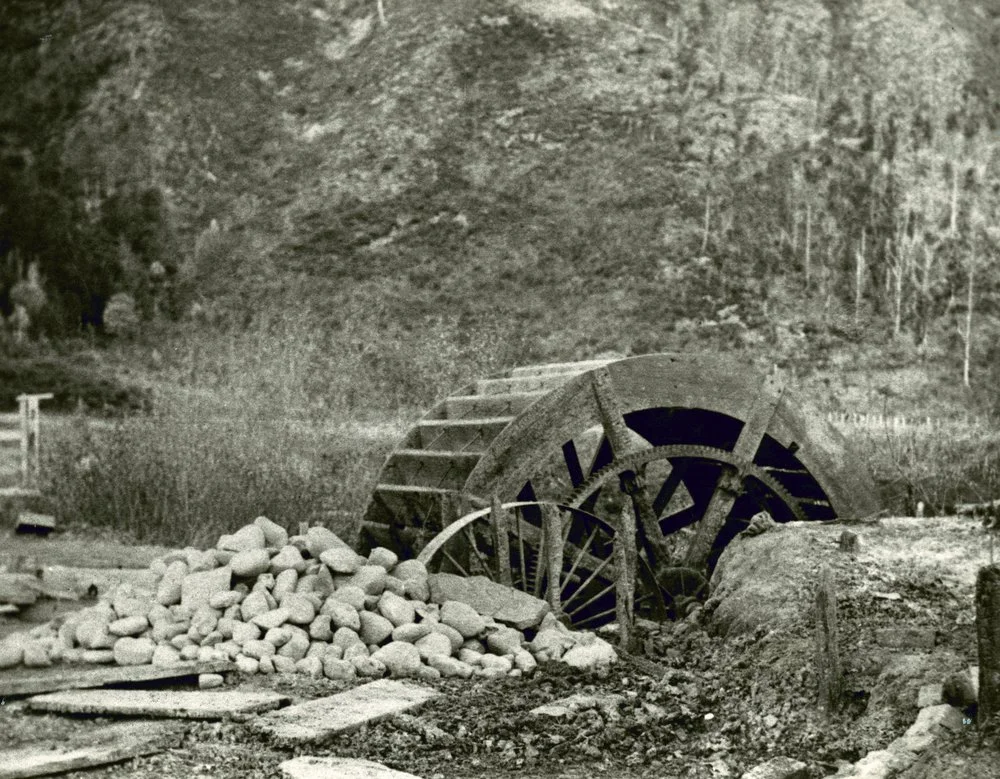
[853,423,1000,516]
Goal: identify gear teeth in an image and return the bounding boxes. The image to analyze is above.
[564,444,810,523]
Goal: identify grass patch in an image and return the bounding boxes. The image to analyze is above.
[853,423,1000,516]
[0,354,151,414]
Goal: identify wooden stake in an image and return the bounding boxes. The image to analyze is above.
[815,565,843,713]
[541,503,564,614]
[976,564,1000,729]
[490,494,512,587]
[614,502,637,652]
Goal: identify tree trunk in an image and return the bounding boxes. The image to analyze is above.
[964,252,975,387]
[976,564,1000,728]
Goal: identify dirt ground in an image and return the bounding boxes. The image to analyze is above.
[1,517,999,778]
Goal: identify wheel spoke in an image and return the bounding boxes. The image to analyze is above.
[572,604,618,628]
[463,524,492,577]
[652,460,689,517]
[561,524,600,598]
[442,549,470,577]
[516,508,529,591]
[562,555,614,609]
[532,523,547,599]
[563,441,585,488]
[565,581,615,618]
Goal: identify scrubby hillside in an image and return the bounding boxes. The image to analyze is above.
[3,0,1000,390]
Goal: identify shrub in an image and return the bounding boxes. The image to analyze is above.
[42,408,391,547]
[0,355,151,414]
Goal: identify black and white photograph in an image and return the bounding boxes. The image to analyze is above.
[1,0,999,776]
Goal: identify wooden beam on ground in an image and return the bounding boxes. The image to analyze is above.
[0,574,40,606]
[0,721,180,779]
[250,679,440,743]
[0,659,235,698]
[28,688,290,719]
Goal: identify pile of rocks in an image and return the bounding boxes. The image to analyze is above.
[0,516,617,681]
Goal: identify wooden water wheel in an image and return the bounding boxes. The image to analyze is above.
[359,354,879,626]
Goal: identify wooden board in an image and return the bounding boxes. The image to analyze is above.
[280,756,424,779]
[251,679,440,743]
[0,721,179,779]
[28,688,290,719]
[0,659,235,698]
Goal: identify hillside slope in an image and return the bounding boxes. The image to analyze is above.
[2,0,1000,412]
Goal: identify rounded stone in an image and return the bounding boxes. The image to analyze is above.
[273,569,299,602]
[270,545,307,575]
[377,591,415,627]
[254,516,289,548]
[371,641,422,677]
[219,524,267,552]
[415,631,453,661]
[323,657,356,681]
[113,637,156,666]
[309,614,334,641]
[242,639,277,659]
[332,627,364,651]
[427,654,475,679]
[486,626,524,655]
[152,644,183,667]
[431,622,464,653]
[322,599,362,632]
[319,546,365,575]
[330,585,366,611]
[230,549,271,578]
[359,611,394,645]
[235,655,259,674]
[440,601,486,639]
[108,616,149,637]
[349,566,388,596]
[239,591,271,622]
[392,623,433,644]
[391,559,428,582]
[208,590,244,610]
[264,627,292,647]
[367,547,399,571]
[296,656,324,678]
[281,593,317,625]
[231,622,262,645]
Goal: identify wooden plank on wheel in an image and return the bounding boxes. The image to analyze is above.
[250,679,439,743]
[0,721,180,779]
[28,688,290,719]
[0,659,235,698]
[684,373,785,569]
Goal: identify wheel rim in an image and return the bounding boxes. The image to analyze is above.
[416,501,667,628]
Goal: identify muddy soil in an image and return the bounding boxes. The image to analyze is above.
[1,516,998,778]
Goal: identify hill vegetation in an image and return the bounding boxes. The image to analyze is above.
[2,0,1000,541]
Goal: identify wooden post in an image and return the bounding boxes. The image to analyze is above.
[815,565,843,713]
[976,564,1000,729]
[541,503,564,614]
[17,393,52,490]
[615,502,637,652]
[590,367,672,567]
[18,395,28,488]
[490,494,513,587]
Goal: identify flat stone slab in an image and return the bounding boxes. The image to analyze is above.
[281,756,423,779]
[0,659,234,698]
[874,627,936,650]
[251,679,439,743]
[428,572,549,629]
[28,688,289,719]
[531,692,624,718]
[0,721,180,779]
